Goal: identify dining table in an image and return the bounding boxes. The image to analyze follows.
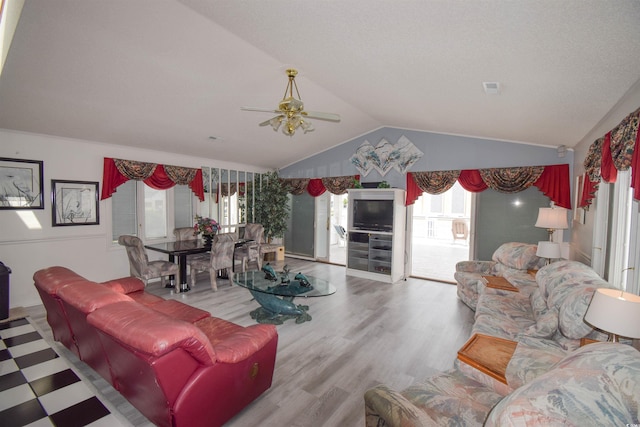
[144,240,209,293]
[144,239,254,293]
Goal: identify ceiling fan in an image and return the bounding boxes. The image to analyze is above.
[241,69,340,136]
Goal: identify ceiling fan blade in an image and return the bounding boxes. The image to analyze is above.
[259,115,283,127]
[302,111,341,122]
[241,106,280,114]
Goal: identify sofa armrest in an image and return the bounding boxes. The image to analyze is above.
[455,260,495,274]
[205,323,277,364]
[101,276,145,294]
[364,385,438,427]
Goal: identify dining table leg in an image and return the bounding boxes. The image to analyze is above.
[167,254,176,288]
[177,254,190,293]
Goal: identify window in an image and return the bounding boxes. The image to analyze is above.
[111,181,195,242]
[111,180,137,241]
[144,186,167,239]
[174,185,194,228]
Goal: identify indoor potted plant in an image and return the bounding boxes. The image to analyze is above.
[254,170,290,242]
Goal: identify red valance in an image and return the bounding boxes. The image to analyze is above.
[600,132,617,183]
[100,157,204,201]
[580,174,599,208]
[458,169,488,192]
[307,179,327,197]
[581,106,640,208]
[406,164,571,209]
[533,164,571,209]
[280,175,359,197]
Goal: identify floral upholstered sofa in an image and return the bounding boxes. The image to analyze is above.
[454,242,546,310]
[364,252,640,426]
[365,342,640,426]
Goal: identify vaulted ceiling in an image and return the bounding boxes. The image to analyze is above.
[1,0,639,169]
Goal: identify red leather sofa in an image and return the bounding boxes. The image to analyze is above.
[33,266,278,427]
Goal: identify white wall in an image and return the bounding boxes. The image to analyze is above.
[0,129,262,308]
[570,79,640,264]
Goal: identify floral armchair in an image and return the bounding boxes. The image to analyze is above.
[455,242,545,310]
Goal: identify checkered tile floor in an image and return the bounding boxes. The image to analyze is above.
[0,317,125,427]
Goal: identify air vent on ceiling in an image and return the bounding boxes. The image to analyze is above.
[483,82,500,95]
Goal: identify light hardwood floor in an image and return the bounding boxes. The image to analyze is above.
[27,258,475,427]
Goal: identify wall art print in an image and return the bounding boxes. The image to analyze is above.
[51,180,99,226]
[349,135,423,177]
[0,157,44,209]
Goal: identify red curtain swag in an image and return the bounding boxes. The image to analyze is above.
[600,132,618,184]
[581,106,640,208]
[307,179,327,197]
[100,158,205,201]
[406,164,571,209]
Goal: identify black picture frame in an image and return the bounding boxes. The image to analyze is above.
[51,180,100,226]
[0,157,45,209]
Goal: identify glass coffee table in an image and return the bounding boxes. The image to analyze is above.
[234,269,336,324]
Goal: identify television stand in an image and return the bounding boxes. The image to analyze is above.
[346,189,406,283]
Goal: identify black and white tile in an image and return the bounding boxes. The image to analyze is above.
[0,317,126,427]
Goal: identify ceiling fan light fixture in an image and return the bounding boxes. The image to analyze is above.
[241,68,340,137]
[268,116,283,131]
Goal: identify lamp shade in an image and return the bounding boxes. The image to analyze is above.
[536,241,561,259]
[584,288,640,339]
[535,208,569,230]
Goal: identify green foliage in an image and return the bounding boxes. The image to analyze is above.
[254,170,290,240]
[377,181,391,188]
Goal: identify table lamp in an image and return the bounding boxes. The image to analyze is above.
[584,288,640,342]
[536,241,561,265]
[535,207,568,241]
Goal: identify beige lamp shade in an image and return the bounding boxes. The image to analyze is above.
[536,241,561,259]
[584,288,640,340]
[535,208,569,230]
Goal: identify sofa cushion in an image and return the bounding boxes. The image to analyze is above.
[505,336,566,389]
[195,317,278,364]
[524,288,558,338]
[536,260,595,300]
[58,281,133,314]
[486,343,640,426]
[492,242,544,271]
[402,369,504,426]
[101,276,145,294]
[87,301,217,365]
[152,300,210,323]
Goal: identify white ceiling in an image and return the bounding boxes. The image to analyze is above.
[1,0,639,169]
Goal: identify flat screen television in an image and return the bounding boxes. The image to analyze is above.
[352,199,394,232]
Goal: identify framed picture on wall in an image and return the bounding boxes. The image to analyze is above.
[51,180,100,226]
[0,157,44,209]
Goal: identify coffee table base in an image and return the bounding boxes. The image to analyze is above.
[249,290,312,324]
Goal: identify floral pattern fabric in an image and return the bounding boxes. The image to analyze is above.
[365,370,503,427]
[454,243,541,310]
[479,166,544,193]
[322,175,356,194]
[281,178,309,195]
[411,170,461,195]
[486,343,640,426]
